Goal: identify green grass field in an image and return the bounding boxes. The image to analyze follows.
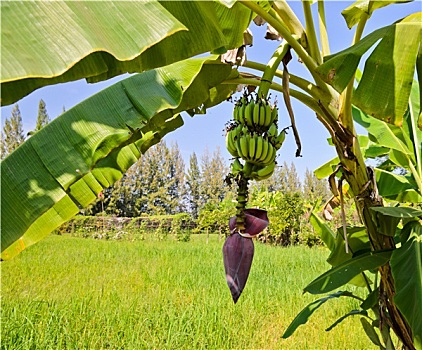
[1,234,373,349]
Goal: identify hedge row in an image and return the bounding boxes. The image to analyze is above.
[56,213,196,234]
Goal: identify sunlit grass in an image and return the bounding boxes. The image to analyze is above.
[1,234,372,349]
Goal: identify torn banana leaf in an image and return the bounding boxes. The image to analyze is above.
[1,57,236,259]
[1,1,251,105]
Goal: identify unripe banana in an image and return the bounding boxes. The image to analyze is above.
[254,136,264,161]
[226,130,238,157]
[238,135,249,161]
[263,103,272,127]
[245,133,251,159]
[268,123,278,139]
[231,158,243,175]
[275,130,286,149]
[259,137,269,163]
[233,105,239,122]
[248,134,256,160]
[261,143,275,165]
[258,102,266,126]
[238,102,246,124]
[252,101,260,126]
[270,106,278,125]
[255,161,276,180]
[234,124,243,139]
[244,101,254,127]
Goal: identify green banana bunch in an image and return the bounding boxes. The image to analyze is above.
[234,133,277,166]
[250,97,274,128]
[227,93,287,184]
[233,97,279,129]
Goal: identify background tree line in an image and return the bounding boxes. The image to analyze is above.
[82,138,340,246]
[2,102,347,246]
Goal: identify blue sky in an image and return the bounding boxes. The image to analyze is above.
[1,1,420,178]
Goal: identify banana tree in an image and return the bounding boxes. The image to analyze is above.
[1,1,421,348]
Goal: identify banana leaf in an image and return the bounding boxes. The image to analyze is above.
[309,212,336,251]
[1,1,251,105]
[353,13,421,126]
[304,249,392,294]
[313,156,340,179]
[0,57,237,259]
[360,317,383,348]
[316,12,420,126]
[390,221,422,349]
[341,0,413,29]
[282,290,356,338]
[353,101,422,203]
[371,206,422,218]
[375,168,421,202]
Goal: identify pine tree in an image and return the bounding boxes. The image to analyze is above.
[134,140,183,215]
[200,147,230,205]
[1,104,25,159]
[167,142,186,214]
[285,162,301,194]
[91,141,180,217]
[253,164,285,192]
[255,161,301,194]
[303,168,330,203]
[186,152,202,218]
[35,99,50,131]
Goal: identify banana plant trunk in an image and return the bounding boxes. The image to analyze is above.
[329,118,415,349]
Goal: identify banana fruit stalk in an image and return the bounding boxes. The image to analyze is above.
[224,92,288,304]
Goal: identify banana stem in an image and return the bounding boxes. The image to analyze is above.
[240,1,329,93]
[244,60,317,97]
[339,13,368,130]
[221,77,331,119]
[258,41,291,99]
[243,61,337,117]
[302,0,322,64]
[235,175,249,233]
[409,161,422,196]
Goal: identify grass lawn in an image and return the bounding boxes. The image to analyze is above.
[1,234,373,349]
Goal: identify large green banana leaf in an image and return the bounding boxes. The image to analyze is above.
[314,81,422,203]
[0,57,237,260]
[1,1,250,106]
[352,81,422,202]
[390,221,422,349]
[316,12,421,127]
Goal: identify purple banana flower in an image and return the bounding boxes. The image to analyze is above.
[223,208,269,303]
